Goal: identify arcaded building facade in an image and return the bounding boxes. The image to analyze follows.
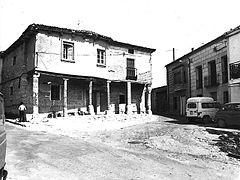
[1,24,155,119]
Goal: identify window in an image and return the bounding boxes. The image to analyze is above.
[126,58,137,80]
[196,66,203,89]
[202,103,215,109]
[210,92,217,101]
[221,55,228,84]
[12,56,16,66]
[97,49,106,66]
[10,86,13,95]
[128,49,134,54]
[208,60,217,86]
[62,41,74,61]
[234,104,240,111]
[223,91,229,104]
[51,85,61,100]
[188,103,196,108]
[173,71,182,84]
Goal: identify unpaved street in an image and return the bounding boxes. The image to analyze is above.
[5,115,240,180]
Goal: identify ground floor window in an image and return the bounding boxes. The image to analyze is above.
[223,91,229,104]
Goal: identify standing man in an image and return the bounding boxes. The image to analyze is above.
[18,102,27,122]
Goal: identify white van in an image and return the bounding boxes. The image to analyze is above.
[186,97,220,124]
[0,93,7,180]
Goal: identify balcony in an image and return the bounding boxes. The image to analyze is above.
[126,67,137,80]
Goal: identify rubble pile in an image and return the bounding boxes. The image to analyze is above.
[207,129,240,158]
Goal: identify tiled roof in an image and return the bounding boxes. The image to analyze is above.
[2,24,156,55]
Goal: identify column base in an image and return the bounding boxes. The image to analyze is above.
[140,103,146,114]
[63,107,68,117]
[88,105,95,115]
[147,109,152,115]
[126,104,132,115]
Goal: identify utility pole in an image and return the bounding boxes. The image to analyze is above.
[173,48,175,61]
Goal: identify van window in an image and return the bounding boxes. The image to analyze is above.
[202,103,215,108]
[188,103,196,108]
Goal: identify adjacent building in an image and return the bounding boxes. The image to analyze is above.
[151,86,167,115]
[166,25,240,115]
[0,24,156,119]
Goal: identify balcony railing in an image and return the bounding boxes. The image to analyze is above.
[126,67,137,80]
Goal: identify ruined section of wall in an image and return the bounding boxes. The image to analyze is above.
[2,37,35,117]
[3,74,33,117]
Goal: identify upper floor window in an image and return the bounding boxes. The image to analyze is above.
[62,41,74,62]
[126,58,137,80]
[128,49,134,54]
[221,55,228,84]
[12,56,16,66]
[10,86,13,95]
[97,49,106,66]
[208,60,217,86]
[173,67,187,85]
[196,65,203,89]
[173,71,182,84]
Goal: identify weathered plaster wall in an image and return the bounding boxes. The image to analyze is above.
[35,32,152,83]
[2,38,35,116]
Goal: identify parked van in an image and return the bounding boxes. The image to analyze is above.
[0,93,7,180]
[186,97,220,124]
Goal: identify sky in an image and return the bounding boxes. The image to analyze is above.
[0,0,240,88]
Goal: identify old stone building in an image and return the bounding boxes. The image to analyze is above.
[166,25,240,115]
[0,24,155,119]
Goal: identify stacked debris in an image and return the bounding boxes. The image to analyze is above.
[206,129,240,159]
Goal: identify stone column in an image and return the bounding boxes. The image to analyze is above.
[107,80,111,111]
[147,85,152,114]
[88,80,95,115]
[126,81,132,114]
[63,78,68,117]
[140,85,147,113]
[33,73,40,118]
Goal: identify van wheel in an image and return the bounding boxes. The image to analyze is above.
[203,116,210,124]
[217,119,226,128]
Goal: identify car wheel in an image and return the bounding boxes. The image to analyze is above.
[217,119,226,128]
[203,116,211,124]
[186,117,193,123]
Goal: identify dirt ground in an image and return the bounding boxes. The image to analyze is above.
[6,114,240,179]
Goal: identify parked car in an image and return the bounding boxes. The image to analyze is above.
[0,93,7,180]
[214,102,240,128]
[186,97,221,124]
